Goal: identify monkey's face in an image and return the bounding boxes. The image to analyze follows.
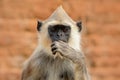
[48,24,71,43]
[37,20,82,53]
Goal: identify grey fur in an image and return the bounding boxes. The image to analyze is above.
[22,42,90,80]
[22,50,75,80]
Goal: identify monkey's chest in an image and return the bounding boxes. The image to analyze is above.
[40,58,75,80]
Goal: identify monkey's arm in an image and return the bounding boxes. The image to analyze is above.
[21,59,42,80]
[21,65,31,80]
[21,61,37,80]
[51,41,90,80]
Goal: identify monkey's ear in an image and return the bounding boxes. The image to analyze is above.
[76,21,82,32]
[37,20,42,31]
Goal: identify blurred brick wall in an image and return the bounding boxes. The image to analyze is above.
[0,0,120,80]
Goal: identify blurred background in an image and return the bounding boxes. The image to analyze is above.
[0,0,120,80]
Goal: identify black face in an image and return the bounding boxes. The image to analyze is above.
[48,25,71,42]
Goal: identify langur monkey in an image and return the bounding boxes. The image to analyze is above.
[21,6,90,80]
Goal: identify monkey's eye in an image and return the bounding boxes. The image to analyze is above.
[63,28,68,32]
[51,28,56,32]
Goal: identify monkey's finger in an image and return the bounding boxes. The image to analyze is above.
[52,41,58,44]
[51,41,59,48]
[51,43,55,47]
[58,40,66,44]
[58,40,64,43]
[53,51,57,55]
[51,47,57,52]
[52,47,58,55]
[52,49,61,55]
[51,43,57,50]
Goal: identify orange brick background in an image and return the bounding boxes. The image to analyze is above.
[0,0,120,80]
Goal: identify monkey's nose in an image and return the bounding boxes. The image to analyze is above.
[57,33,63,37]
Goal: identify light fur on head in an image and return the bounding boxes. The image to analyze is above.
[38,6,81,55]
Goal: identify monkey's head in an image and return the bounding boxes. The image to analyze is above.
[37,6,82,54]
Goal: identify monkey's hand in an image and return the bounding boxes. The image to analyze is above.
[51,41,84,63]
